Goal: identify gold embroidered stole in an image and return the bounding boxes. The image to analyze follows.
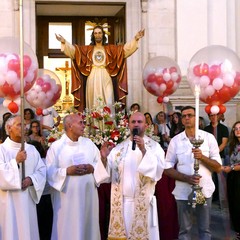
[108,141,152,240]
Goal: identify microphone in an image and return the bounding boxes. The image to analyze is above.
[132,128,139,150]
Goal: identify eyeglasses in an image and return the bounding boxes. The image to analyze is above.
[233,127,240,131]
[182,114,195,119]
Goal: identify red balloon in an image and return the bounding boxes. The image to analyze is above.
[8,59,20,72]
[1,83,17,98]
[205,105,212,114]
[166,80,174,89]
[193,65,201,76]
[200,63,209,76]
[218,85,232,103]
[164,88,174,95]
[36,77,44,86]
[156,75,164,85]
[8,101,19,113]
[157,96,163,103]
[147,74,157,83]
[205,92,221,105]
[176,76,181,83]
[52,91,61,103]
[219,104,226,114]
[145,86,157,96]
[24,81,34,92]
[208,65,221,79]
[16,67,28,78]
[23,55,32,68]
[230,81,240,97]
[169,66,177,73]
[36,108,43,116]
[42,82,51,93]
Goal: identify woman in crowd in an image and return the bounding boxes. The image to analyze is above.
[27,120,46,149]
[199,116,206,130]
[24,108,36,135]
[0,112,12,143]
[169,112,184,138]
[144,112,159,135]
[222,121,240,240]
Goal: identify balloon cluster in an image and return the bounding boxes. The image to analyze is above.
[188,45,240,114]
[143,56,181,103]
[25,69,62,114]
[0,37,38,113]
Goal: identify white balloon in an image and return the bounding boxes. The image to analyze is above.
[51,82,58,93]
[0,57,7,74]
[5,53,18,63]
[6,71,18,85]
[163,72,171,82]
[3,98,11,108]
[223,73,234,87]
[205,85,215,96]
[221,59,233,73]
[0,73,5,85]
[42,74,51,82]
[159,83,167,92]
[24,70,34,83]
[26,89,37,101]
[171,72,178,81]
[14,97,21,106]
[199,76,210,88]
[163,96,169,103]
[37,91,46,102]
[150,82,160,94]
[193,76,200,86]
[211,105,219,114]
[34,85,42,93]
[46,91,54,100]
[13,80,20,93]
[33,98,41,107]
[212,77,223,90]
[42,109,49,115]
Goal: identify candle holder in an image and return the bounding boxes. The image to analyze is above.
[188,137,206,208]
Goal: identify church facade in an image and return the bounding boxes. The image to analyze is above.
[0,0,240,127]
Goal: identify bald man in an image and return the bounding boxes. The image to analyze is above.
[46,113,101,240]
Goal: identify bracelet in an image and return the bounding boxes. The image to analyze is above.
[231,164,235,171]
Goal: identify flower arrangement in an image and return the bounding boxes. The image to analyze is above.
[46,98,160,147]
[83,98,130,147]
[46,127,65,147]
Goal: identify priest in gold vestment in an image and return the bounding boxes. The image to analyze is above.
[94,112,165,240]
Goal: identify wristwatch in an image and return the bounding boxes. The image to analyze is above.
[231,164,235,171]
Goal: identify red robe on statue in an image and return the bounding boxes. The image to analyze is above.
[71,44,128,112]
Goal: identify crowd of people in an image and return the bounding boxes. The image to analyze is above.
[0,24,239,240]
[0,102,239,240]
